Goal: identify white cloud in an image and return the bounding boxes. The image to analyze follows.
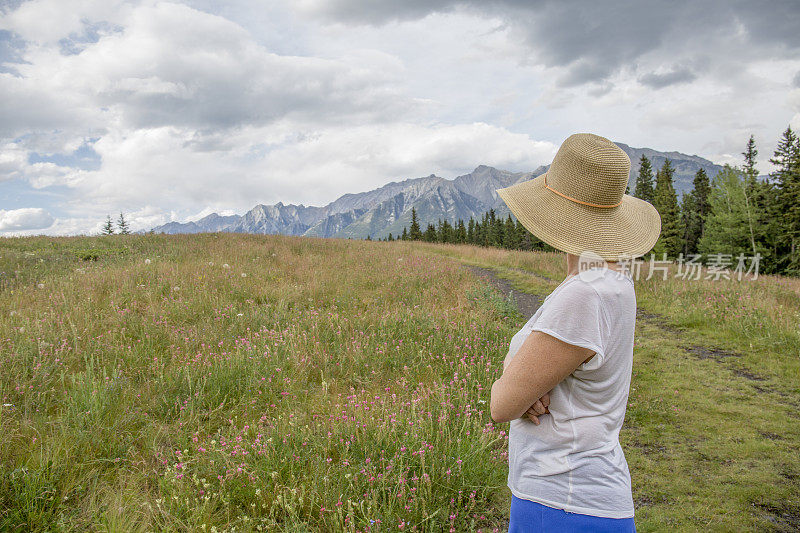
[243,122,557,203]
[6,1,411,135]
[61,121,557,213]
[0,207,54,232]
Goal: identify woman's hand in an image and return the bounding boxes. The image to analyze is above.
[525,391,550,425]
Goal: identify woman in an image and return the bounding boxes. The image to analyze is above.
[490,133,661,532]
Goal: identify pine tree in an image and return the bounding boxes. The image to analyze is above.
[756,178,782,275]
[456,219,467,243]
[769,127,800,273]
[117,212,130,235]
[680,168,711,255]
[743,134,758,188]
[102,215,115,235]
[401,227,408,240]
[693,168,711,223]
[408,208,422,241]
[480,213,490,247]
[387,233,394,241]
[679,190,699,255]
[441,219,454,243]
[423,223,437,242]
[738,135,759,256]
[515,220,530,251]
[467,218,475,244]
[486,209,503,246]
[502,215,517,249]
[520,232,533,251]
[634,155,655,203]
[652,160,681,257]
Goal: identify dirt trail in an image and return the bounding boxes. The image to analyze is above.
[463,265,545,319]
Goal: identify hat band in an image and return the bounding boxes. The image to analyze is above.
[544,174,622,208]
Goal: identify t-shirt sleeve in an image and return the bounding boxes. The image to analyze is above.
[529,279,609,371]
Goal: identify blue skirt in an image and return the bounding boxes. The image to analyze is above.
[509,495,636,532]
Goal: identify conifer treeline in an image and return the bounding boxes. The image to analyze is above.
[669,127,800,276]
[381,207,559,252]
[380,128,800,276]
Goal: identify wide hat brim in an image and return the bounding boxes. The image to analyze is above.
[496,172,662,261]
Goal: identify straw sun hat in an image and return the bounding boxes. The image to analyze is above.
[495,133,661,261]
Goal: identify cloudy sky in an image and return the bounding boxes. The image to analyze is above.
[1,0,798,235]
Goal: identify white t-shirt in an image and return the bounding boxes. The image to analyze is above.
[504,266,637,519]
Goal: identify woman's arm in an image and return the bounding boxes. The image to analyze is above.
[490,330,595,423]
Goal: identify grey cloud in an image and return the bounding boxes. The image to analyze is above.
[301,0,800,86]
[556,60,617,88]
[297,0,458,24]
[587,82,614,98]
[730,0,800,50]
[793,71,800,88]
[638,66,697,89]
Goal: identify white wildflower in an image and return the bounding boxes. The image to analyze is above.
[144,259,151,264]
[37,283,45,289]
[222,263,230,269]
[173,286,180,291]
[241,273,247,278]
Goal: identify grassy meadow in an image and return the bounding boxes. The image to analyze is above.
[0,233,798,532]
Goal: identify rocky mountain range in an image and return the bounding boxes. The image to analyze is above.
[150,144,724,240]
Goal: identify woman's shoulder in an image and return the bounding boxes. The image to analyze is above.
[575,268,634,296]
[545,269,633,316]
